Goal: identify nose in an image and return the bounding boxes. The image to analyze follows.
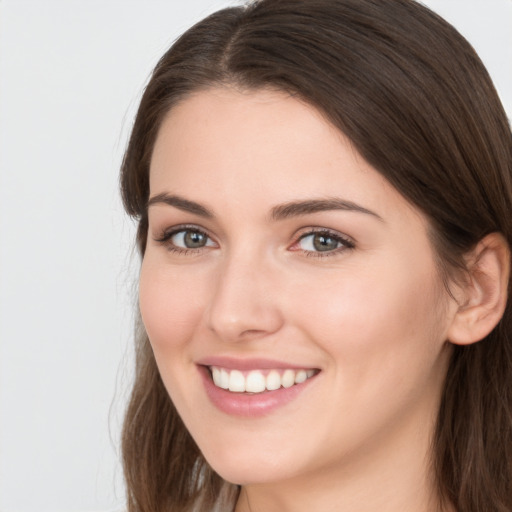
[205,251,284,343]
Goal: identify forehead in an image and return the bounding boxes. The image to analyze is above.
[149,87,420,224]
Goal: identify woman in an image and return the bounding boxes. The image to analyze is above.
[120,0,512,510]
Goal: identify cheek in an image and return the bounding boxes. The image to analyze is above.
[138,259,205,354]
[281,262,451,451]
[288,259,448,380]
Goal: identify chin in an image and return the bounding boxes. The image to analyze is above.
[199,437,299,486]
[210,459,287,486]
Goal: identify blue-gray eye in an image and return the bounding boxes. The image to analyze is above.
[171,229,214,249]
[298,233,343,252]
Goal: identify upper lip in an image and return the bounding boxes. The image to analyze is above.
[196,356,319,371]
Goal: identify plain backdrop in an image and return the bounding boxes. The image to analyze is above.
[0,1,510,511]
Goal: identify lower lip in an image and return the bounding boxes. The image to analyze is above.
[199,366,317,417]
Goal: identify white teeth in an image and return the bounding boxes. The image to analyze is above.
[212,367,221,387]
[219,368,229,389]
[246,371,266,393]
[266,370,281,391]
[281,369,295,388]
[295,369,307,384]
[228,370,245,392]
[210,366,317,393]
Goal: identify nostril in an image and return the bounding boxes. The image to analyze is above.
[205,264,284,341]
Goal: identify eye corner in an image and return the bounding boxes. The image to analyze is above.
[289,227,355,257]
[152,224,218,254]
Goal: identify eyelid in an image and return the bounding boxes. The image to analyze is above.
[289,227,355,255]
[152,223,354,257]
[153,224,217,251]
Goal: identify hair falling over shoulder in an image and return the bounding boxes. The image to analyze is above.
[120,1,512,510]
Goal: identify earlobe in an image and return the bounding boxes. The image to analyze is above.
[447,232,510,346]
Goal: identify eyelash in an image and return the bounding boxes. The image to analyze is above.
[294,228,355,258]
[154,224,213,256]
[154,225,355,258]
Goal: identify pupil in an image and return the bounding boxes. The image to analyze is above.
[313,234,338,252]
[184,231,206,248]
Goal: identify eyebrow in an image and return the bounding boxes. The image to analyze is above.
[270,198,383,222]
[147,193,214,218]
[147,193,382,222]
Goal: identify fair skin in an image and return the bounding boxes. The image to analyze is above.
[139,87,502,512]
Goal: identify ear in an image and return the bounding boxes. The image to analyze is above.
[447,232,510,346]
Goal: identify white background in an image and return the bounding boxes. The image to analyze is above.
[0,1,510,511]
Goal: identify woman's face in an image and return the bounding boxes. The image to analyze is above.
[140,88,456,487]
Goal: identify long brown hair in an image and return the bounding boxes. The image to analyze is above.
[120,1,512,510]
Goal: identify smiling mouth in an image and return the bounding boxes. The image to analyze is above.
[208,366,319,394]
